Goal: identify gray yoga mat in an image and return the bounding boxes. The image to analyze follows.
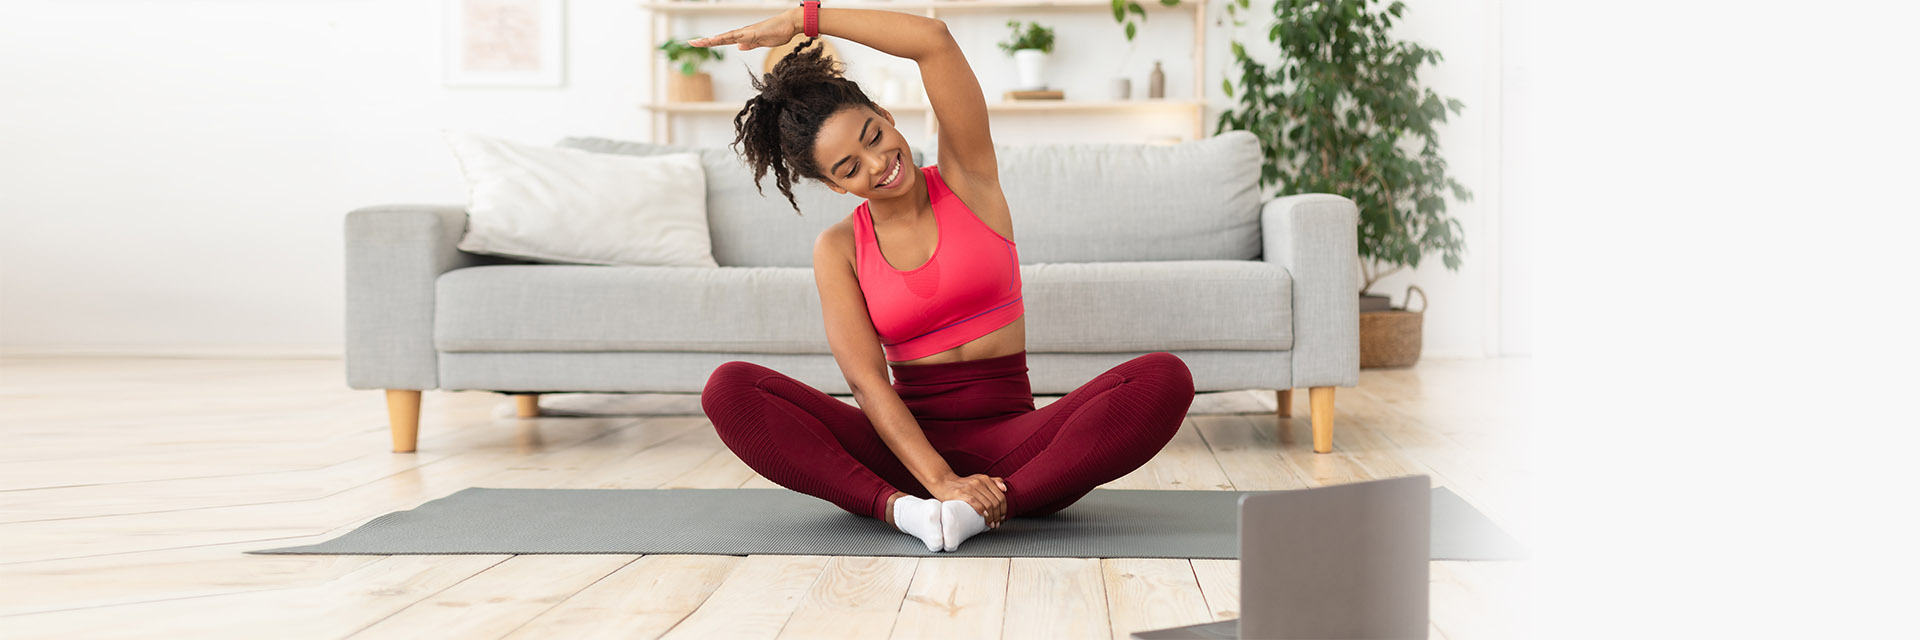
[247,486,1525,560]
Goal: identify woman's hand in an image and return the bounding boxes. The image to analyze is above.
[929,474,1010,528]
[686,9,801,52]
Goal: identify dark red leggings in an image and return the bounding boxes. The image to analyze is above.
[701,351,1195,521]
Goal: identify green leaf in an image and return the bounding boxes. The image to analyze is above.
[1112,0,1125,22]
[1126,22,1137,40]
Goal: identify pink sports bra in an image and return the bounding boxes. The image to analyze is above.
[853,165,1023,362]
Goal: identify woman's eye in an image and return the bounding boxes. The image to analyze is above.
[847,132,880,178]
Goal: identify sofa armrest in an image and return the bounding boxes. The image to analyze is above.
[344,204,491,391]
[1262,194,1360,388]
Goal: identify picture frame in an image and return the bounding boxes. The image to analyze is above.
[442,0,566,88]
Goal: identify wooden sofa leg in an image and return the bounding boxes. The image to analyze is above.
[514,394,541,418]
[1275,389,1293,418]
[386,390,422,453]
[1309,387,1335,453]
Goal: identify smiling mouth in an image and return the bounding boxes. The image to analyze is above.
[876,152,903,189]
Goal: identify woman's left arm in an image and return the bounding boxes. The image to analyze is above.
[913,35,997,182]
[690,8,996,181]
[692,7,947,61]
[818,9,996,181]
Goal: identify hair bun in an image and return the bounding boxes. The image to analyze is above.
[770,36,841,82]
[727,34,878,216]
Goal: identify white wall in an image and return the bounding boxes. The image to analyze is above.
[0,0,1523,359]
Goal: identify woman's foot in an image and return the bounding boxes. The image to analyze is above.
[939,500,991,552]
[889,493,944,552]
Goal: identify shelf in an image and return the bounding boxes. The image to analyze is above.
[640,99,1204,113]
[645,0,1209,142]
[639,0,1189,14]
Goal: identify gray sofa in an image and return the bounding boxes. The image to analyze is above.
[344,130,1359,454]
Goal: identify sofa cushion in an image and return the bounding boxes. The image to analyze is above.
[556,136,924,269]
[555,131,1265,267]
[1022,261,1291,352]
[433,261,1291,354]
[444,130,718,267]
[994,131,1265,264]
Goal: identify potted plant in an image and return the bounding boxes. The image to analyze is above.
[1216,0,1471,368]
[659,39,725,102]
[997,20,1055,91]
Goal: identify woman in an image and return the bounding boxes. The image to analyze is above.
[689,6,1195,553]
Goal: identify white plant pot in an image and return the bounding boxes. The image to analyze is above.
[1012,49,1048,90]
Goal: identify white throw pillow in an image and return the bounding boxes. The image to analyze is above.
[442,129,717,267]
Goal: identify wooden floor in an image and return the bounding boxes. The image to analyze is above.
[0,355,1529,640]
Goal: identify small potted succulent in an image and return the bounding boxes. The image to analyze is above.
[659,39,725,102]
[997,20,1055,91]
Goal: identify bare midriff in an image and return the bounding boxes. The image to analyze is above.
[887,315,1025,366]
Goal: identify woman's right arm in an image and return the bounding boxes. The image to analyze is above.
[691,7,950,62]
[812,224,955,489]
[812,223,1009,526]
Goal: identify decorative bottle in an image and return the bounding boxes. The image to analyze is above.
[1148,60,1165,99]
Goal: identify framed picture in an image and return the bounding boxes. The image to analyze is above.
[442,0,566,88]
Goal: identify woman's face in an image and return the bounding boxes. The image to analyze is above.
[813,105,917,200]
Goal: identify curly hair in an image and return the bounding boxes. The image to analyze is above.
[728,36,881,216]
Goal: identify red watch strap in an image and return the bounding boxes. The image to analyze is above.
[802,1,820,38]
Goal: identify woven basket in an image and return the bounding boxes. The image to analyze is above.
[1359,284,1426,369]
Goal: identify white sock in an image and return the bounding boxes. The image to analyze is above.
[940,500,991,552]
[891,495,944,552]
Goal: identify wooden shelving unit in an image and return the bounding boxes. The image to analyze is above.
[640,0,1209,144]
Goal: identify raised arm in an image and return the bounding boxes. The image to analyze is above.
[689,7,948,61]
[688,8,997,180]
[807,9,997,180]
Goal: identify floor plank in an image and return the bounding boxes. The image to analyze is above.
[1105,418,1235,491]
[1102,558,1214,640]
[1189,415,1309,491]
[889,557,1010,640]
[348,554,635,639]
[502,554,742,640]
[778,557,918,640]
[1003,558,1110,640]
[654,554,830,640]
[1189,558,1240,622]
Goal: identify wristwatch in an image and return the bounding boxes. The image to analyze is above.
[801,0,820,38]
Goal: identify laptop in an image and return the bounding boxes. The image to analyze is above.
[1131,475,1431,640]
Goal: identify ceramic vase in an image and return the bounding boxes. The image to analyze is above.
[1013,49,1048,90]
